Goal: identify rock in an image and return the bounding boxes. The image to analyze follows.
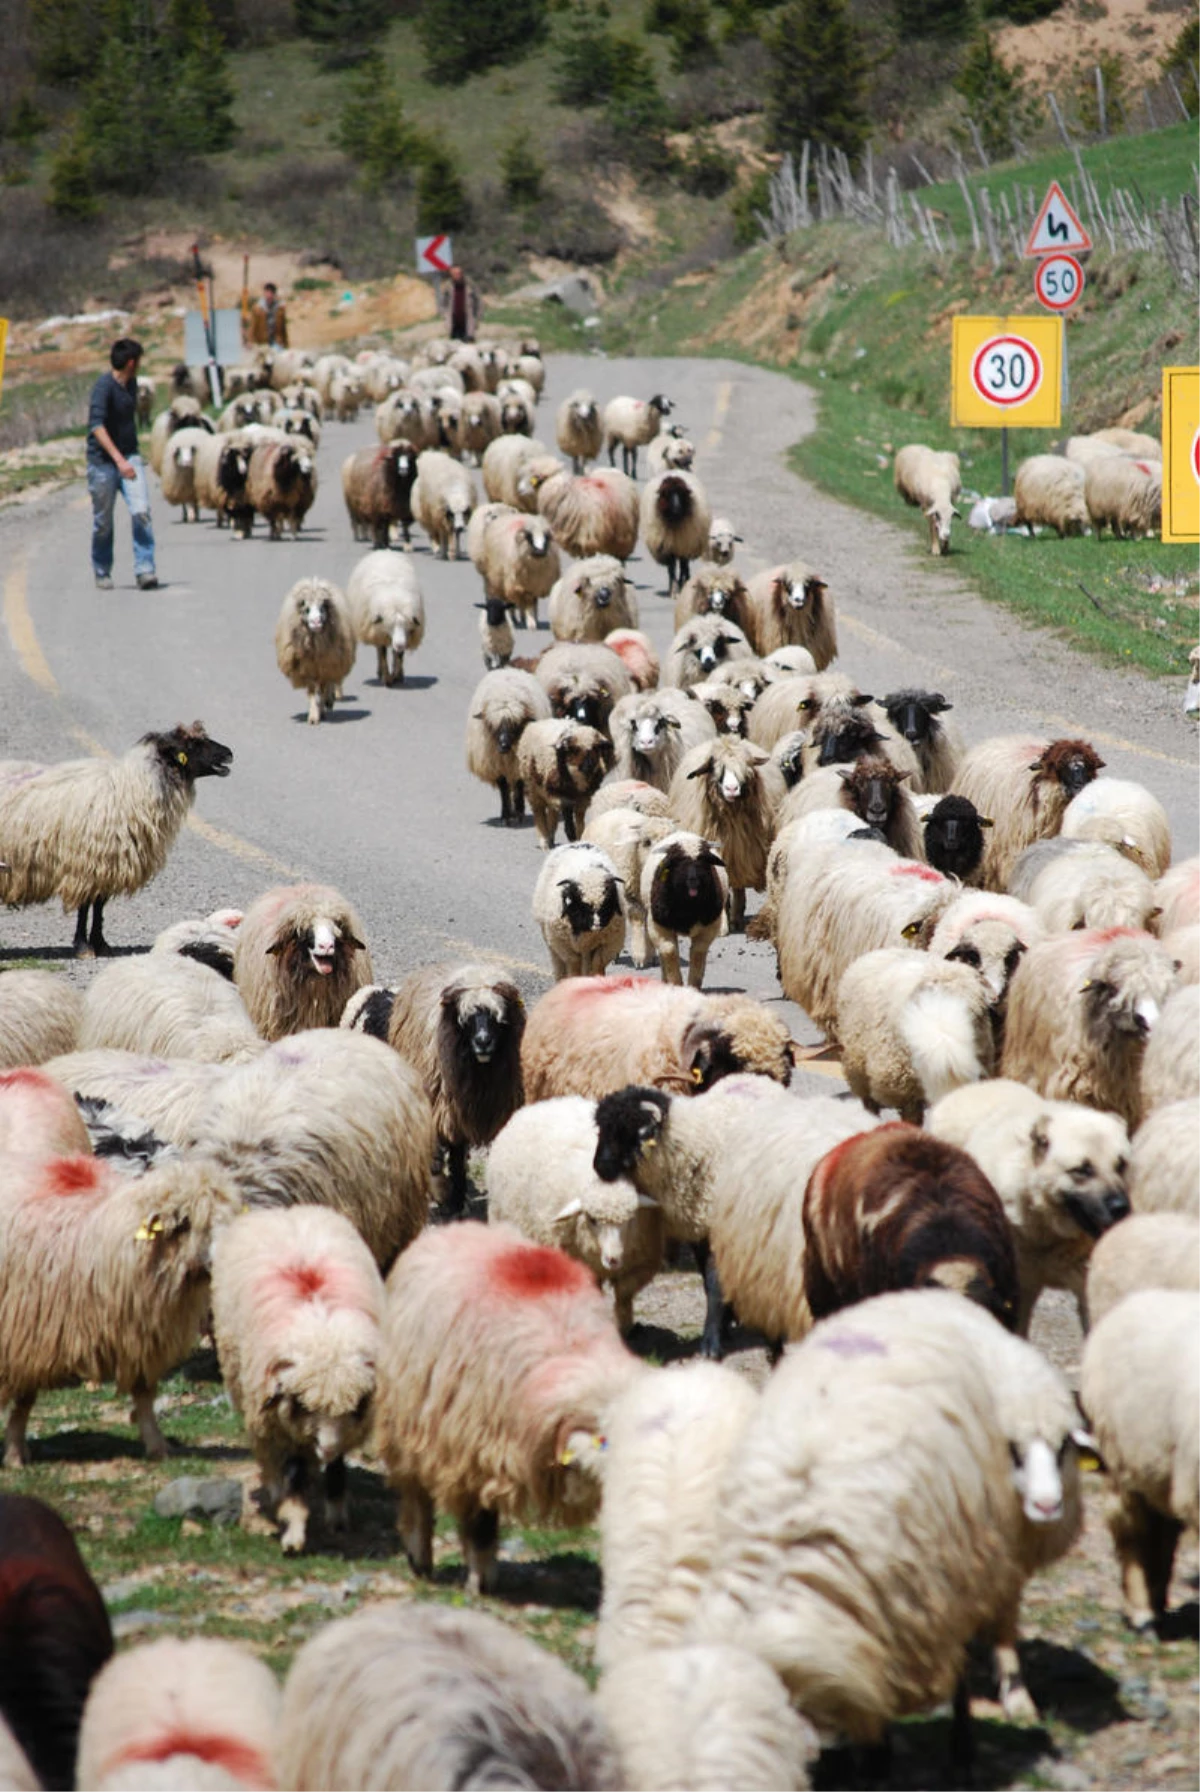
[101,1575,146,1605]
[112,1610,172,1641]
[1043,1762,1092,1791]
[154,1476,243,1526]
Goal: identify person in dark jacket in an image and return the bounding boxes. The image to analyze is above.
[86,338,158,590]
[436,266,481,343]
[248,281,289,348]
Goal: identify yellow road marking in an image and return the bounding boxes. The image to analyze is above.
[3,556,58,694]
[704,380,733,453]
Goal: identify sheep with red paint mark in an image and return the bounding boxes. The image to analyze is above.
[0,1065,92,1157]
[212,1206,385,1554]
[77,1636,281,1791]
[375,1222,643,1593]
[950,734,1105,891]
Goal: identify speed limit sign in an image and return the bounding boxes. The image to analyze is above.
[951,316,1062,428]
[1034,253,1084,312]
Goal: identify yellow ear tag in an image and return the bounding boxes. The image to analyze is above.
[177,752,188,766]
[643,1135,657,1151]
[559,1444,576,1466]
[901,921,921,938]
[1079,980,1093,992]
[134,1215,164,1242]
[690,1065,704,1084]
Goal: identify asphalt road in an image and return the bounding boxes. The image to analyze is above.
[2,351,1196,1048]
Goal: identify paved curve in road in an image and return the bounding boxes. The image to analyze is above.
[2,353,1196,1043]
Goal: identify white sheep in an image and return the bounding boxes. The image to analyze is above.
[604,393,673,478]
[481,432,549,506]
[1065,433,1128,469]
[412,448,476,559]
[836,947,995,1122]
[950,733,1105,891]
[893,443,962,555]
[476,508,560,628]
[233,882,372,1041]
[1010,838,1160,934]
[0,971,83,1068]
[158,424,210,523]
[533,842,626,979]
[531,465,640,561]
[927,890,1046,1018]
[605,626,660,692]
[151,904,243,980]
[1092,426,1161,458]
[640,830,729,989]
[1140,981,1199,1112]
[1060,775,1173,879]
[486,1097,664,1332]
[374,387,431,450]
[608,686,716,791]
[667,736,785,931]
[212,1204,384,1553]
[665,614,757,691]
[516,718,615,849]
[549,555,638,642]
[42,1048,230,1150]
[706,515,742,565]
[1086,1212,1199,1328]
[77,951,262,1064]
[345,550,425,687]
[465,665,553,825]
[1128,1097,1199,1216]
[274,576,356,726]
[1085,455,1162,539]
[556,389,603,471]
[1013,453,1089,537]
[1156,856,1198,938]
[583,806,676,969]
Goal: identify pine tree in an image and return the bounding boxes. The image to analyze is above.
[29,0,105,85]
[554,6,624,106]
[336,55,419,192]
[954,32,1030,157]
[415,145,471,233]
[295,0,397,67]
[893,0,971,39]
[48,127,98,218]
[501,129,545,207]
[418,0,548,87]
[764,0,870,164]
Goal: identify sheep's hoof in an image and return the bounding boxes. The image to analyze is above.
[72,942,96,960]
[1000,1684,1039,1724]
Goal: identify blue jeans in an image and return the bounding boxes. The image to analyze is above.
[88,453,156,580]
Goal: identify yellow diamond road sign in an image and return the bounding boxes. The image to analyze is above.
[1162,365,1199,545]
[951,316,1063,429]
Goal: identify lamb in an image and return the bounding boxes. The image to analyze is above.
[477,508,560,628]
[522,975,794,1105]
[878,687,964,792]
[233,882,371,1041]
[1086,1212,1199,1328]
[893,443,962,555]
[151,904,243,981]
[780,755,923,860]
[384,960,526,1215]
[0,723,232,956]
[608,687,715,791]
[549,555,638,642]
[666,615,757,691]
[465,666,553,825]
[922,792,993,882]
[345,549,425,687]
[667,737,784,930]
[707,515,742,564]
[276,1603,622,1792]
[950,733,1105,890]
[927,890,1045,1036]
[0,970,83,1067]
[212,1204,384,1553]
[1140,982,1199,1111]
[76,1637,281,1792]
[481,432,549,507]
[1013,453,1089,537]
[673,564,754,635]
[605,626,660,691]
[77,951,262,1064]
[1128,1098,1200,1216]
[640,471,712,597]
[1001,926,1180,1128]
[340,441,420,549]
[603,393,673,478]
[556,388,603,471]
[836,949,995,1122]
[478,593,514,670]
[531,465,640,561]
[641,831,729,989]
[158,424,210,523]
[744,561,837,666]
[684,680,757,739]
[0,1065,93,1158]
[517,718,615,848]
[274,577,356,726]
[375,1222,642,1592]
[0,1153,240,1464]
[1085,455,1162,539]
[1010,838,1159,934]
[1080,1290,1199,1631]
[583,807,675,970]
[487,1097,664,1332]
[1060,775,1173,879]
[245,436,317,539]
[412,448,476,559]
[534,842,626,980]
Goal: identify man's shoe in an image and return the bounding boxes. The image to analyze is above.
[94,574,114,590]
[136,573,160,590]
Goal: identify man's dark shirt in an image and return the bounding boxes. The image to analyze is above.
[87,371,138,466]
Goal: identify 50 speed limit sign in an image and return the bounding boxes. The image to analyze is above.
[1034,253,1084,312]
[951,315,1062,429]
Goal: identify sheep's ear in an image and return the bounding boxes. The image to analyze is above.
[553,1198,584,1223]
[265,935,289,956]
[852,692,874,707]
[951,506,962,519]
[835,766,854,782]
[1071,1427,1099,1457]
[1030,1122,1051,1163]
[928,694,952,711]
[687,761,713,779]
[901,920,923,938]
[346,932,367,952]
[895,769,911,782]
[665,713,682,728]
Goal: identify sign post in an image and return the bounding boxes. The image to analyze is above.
[951,316,1063,494]
[0,318,7,409]
[415,235,453,276]
[1162,365,1199,544]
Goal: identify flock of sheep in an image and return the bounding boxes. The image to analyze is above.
[0,326,1195,1792]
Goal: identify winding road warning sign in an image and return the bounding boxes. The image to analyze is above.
[1024,182,1092,258]
[1033,253,1085,312]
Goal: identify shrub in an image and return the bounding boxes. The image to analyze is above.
[893,0,972,37]
[336,54,420,190]
[675,132,736,196]
[29,0,106,85]
[1077,51,1126,135]
[980,0,1064,20]
[419,0,548,86]
[415,143,472,233]
[1162,17,1198,115]
[47,128,98,219]
[553,5,625,106]
[604,33,673,174]
[764,0,869,164]
[646,0,718,68]
[731,167,770,245]
[954,31,1034,158]
[295,0,396,67]
[501,128,546,206]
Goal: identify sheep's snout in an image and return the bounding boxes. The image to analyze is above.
[633,718,662,754]
[1013,1437,1065,1525]
[596,1224,624,1273]
[302,601,327,633]
[787,581,808,610]
[719,767,743,802]
[1132,996,1160,1036]
[494,721,517,754]
[307,920,339,976]
[592,584,613,608]
[698,644,719,671]
[466,1008,500,1064]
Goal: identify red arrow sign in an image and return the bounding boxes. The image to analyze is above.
[416,234,453,275]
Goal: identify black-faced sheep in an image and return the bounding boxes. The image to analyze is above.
[516,719,615,849]
[879,687,964,792]
[893,444,962,555]
[641,832,730,991]
[923,792,993,882]
[556,389,603,472]
[666,615,757,692]
[274,576,356,726]
[582,806,675,971]
[746,667,858,751]
[667,737,786,930]
[340,441,419,549]
[951,733,1105,891]
[744,561,837,667]
[603,393,673,478]
[233,882,372,1041]
[640,471,712,597]
[465,666,552,825]
[245,436,317,539]
[534,843,626,981]
[535,641,633,730]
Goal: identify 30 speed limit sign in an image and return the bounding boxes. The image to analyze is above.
[1034,253,1084,312]
[951,315,1062,429]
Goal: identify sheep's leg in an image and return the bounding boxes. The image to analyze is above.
[392,651,405,688]
[459,1503,500,1595]
[131,1380,170,1459]
[628,911,652,970]
[658,935,683,985]
[512,779,527,823]
[1144,1508,1183,1628]
[678,557,691,588]
[277,1452,311,1554]
[397,1479,434,1576]
[375,644,389,684]
[307,690,321,726]
[323,684,337,711]
[88,899,110,956]
[442,1141,470,1217]
[497,776,513,824]
[1108,1488,1160,1630]
[694,1240,730,1361]
[990,1589,1038,1720]
[324,1455,349,1534]
[607,440,617,468]
[613,1282,635,1336]
[562,803,579,843]
[727,886,746,932]
[531,796,554,850]
[72,903,94,958]
[687,937,711,989]
[4,1392,35,1468]
[949,1675,974,1788]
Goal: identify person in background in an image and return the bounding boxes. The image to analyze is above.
[437,265,480,343]
[249,281,289,348]
[86,338,158,592]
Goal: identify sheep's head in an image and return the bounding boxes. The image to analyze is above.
[880,688,952,746]
[558,866,623,937]
[707,518,741,564]
[1079,933,1178,1041]
[1033,738,1104,797]
[688,740,769,805]
[519,518,552,560]
[552,1185,657,1274]
[630,703,681,763]
[774,732,807,789]
[773,567,826,612]
[556,727,614,791]
[656,474,694,525]
[943,921,1026,1008]
[262,1337,376,1467]
[837,756,909,831]
[267,909,366,981]
[923,794,992,881]
[1006,1428,1089,1527]
[295,588,334,635]
[594,1086,670,1181]
[148,722,233,783]
[690,683,753,738]
[812,698,883,767]
[649,394,673,418]
[925,498,960,554]
[441,975,524,1066]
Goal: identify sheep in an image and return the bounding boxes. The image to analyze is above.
[1065,433,1128,469]
[587,780,676,825]
[340,441,420,549]
[157,424,210,523]
[665,615,757,692]
[746,667,858,751]
[748,807,883,947]
[685,680,757,739]
[42,1048,230,1152]
[384,960,526,1216]
[550,555,638,642]
[412,448,476,559]
[950,733,1105,890]
[192,427,255,533]
[673,564,754,635]
[667,737,784,930]
[343,549,425,690]
[605,626,660,691]
[1187,645,1200,718]
[608,687,715,791]
[707,515,742,564]
[893,443,962,555]
[212,1204,384,1553]
[1013,453,1089,537]
[772,729,811,792]
[1010,838,1160,934]
[456,388,501,463]
[76,1637,281,1792]
[517,719,615,850]
[151,905,243,981]
[0,1493,113,1791]
[0,1064,94,1158]
[1155,856,1200,938]
[598,1646,816,1792]
[276,1603,622,1792]
[276,404,321,447]
[1092,426,1161,458]
[878,687,964,792]
[1140,982,1199,1111]
[640,471,712,597]
[477,508,560,628]
[836,949,995,1122]
[1060,775,1173,878]
[375,386,431,448]
[147,395,209,474]
[244,436,317,539]
[534,842,626,981]
[583,806,675,970]
[77,951,262,1065]
[0,723,232,956]
[487,1097,664,1332]
[0,970,83,1067]
[641,831,729,989]
[774,840,957,1038]
[927,890,1045,1037]
[921,792,993,882]
[1085,456,1163,539]
[481,432,549,507]
[465,666,553,825]
[218,391,273,431]
[646,428,696,475]
[189,1029,435,1271]
[1086,1212,1199,1329]
[274,576,356,727]
[1128,1097,1200,1216]
[531,465,641,561]
[232,883,371,1043]
[779,755,923,860]
[536,650,632,743]
[0,1153,240,1465]
[1080,1290,1199,1631]
[556,388,603,471]
[522,975,794,1106]
[478,593,514,670]
[375,1221,642,1592]
[744,561,837,666]
[604,393,673,478]
[1001,927,1181,1128]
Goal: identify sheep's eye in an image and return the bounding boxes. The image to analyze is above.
[1072,1162,1094,1180]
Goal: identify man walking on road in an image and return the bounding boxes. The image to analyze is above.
[86,337,158,591]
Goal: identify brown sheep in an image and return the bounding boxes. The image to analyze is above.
[951,735,1105,891]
